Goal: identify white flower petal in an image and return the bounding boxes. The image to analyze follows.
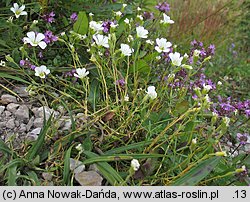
[20,5,25,11]
[38,41,47,49]
[36,33,45,42]
[13,3,19,10]
[20,11,27,16]
[27,32,36,41]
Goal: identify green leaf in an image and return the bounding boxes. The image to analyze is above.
[73,11,88,35]
[88,79,100,111]
[0,139,13,156]
[129,59,151,74]
[7,164,17,186]
[26,110,53,161]
[83,151,125,185]
[173,100,189,116]
[27,171,41,185]
[0,73,31,85]
[171,156,222,186]
[63,145,74,185]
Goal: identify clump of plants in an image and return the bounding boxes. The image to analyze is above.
[0,1,249,186]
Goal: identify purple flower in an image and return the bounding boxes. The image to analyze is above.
[20,60,26,66]
[143,11,155,20]
[70,12,78,22]
[116,79,126,87]
[207,44,215,55]
[237,133,250,145]
[42,11,55,23]
[19,59,36,70]
[155,2,170,13]
[102,20,116,33]
[44,30,58,44]
[38,51,43,59]
[245,109,250,117]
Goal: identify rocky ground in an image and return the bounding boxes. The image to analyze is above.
[0,85,103,185]
[0,85,74,147]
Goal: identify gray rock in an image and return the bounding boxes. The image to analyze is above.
[0,94,17,104]
[33,118,44,128]
[7,103,20,113]
[6,118,15,129]
[42,172,53,181]
[60,116,72,131]
[13,86,29,97]
[70,158,85,174]
[75,171,103,186]
[26,116,34,131]
[15,105,29,122]
[26,128,41,141]
[15,120,20,127]
[36,106,54,119]
[4,111,11,117]
[0,106,5,115]
[0,121,6,129]
[19,124,27,132]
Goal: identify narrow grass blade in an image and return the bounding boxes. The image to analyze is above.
[27,171,41,186]
[26,110,53,161]
[83,153,165,165]
[63,145,74,185]
[60,99,76,143]
[0,73,31,84]
[83,151,125,185]
[0,159,23,174]
[7,164,17,186]
[0,139,13,156]
[171,156,222,186]
[104,140,153,155]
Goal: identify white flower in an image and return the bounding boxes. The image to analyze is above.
[10,3,27,18]
[115,11,122,17]
[124,95,129,102]
[160,13,174,24]
[192,138,197,144]
[7,16,13,23]
[223,117,230,127]
[203,84,212,91]
[93,34,109,48]
[137,15,143,21]
[35,65,50,79]
[89,13,94,16]
[110,22,118,28]
[124,18,130,24]
[0,60,6,67]
[127,35,134,42]
[74,68,89,79]
[156,56,161,60]
[120,44,134,56]
[89,21,103,32]
[146,39,154,45]
[193,49,201,57]
[32,20,38,24]
[217,81,222,85]
[155,38,172,53]
[123,4,127,8]
[169,52,183,66]
[146,86,157,99]
[184,53,189,58]
[23,31,47,49]
[131,159,140,171]
[215,151,227,157]
[137,7,142,11]
[136,26,148,38]
[212,112,218,117]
